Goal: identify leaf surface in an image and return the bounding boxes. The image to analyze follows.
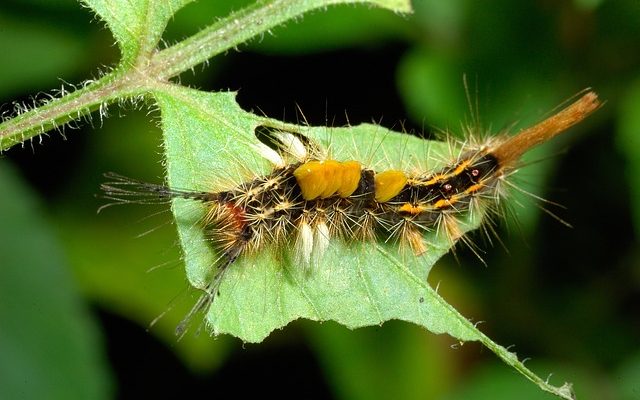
[82,0,195,65]
[155,85,575,399]
[155,85,474,339]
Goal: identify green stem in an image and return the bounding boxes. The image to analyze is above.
[152,0,395,79]
[0,0,406,151]
[0,69,148,150]
[0,73,114,150]
[380,244,577,400]
[474,326,576,400]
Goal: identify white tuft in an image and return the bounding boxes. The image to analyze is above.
[277,132,308,161]
[297,221,314,265]
[312,221,331,266]
[251,142,285,167]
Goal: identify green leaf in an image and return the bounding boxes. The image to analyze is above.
[81,0,195,65]
[152,0,412,79]
[617,78,640,235]
[155,85,576,400]
[82,0,411,68]
[0,162,112,400]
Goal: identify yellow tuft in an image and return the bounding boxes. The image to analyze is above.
[294,160,363,201]
[294,161,327,200]
[320,160,343,198]
[374,170,407,202]
[337,161,361,197]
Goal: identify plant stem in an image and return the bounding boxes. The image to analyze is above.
[0,70,146,150]
[0,0,407,151]
[152,0,386,79]
[0,0,408,151]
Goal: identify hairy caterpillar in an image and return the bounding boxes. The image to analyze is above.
[102,91,600,336]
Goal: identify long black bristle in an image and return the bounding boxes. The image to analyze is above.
[99,172,216,209]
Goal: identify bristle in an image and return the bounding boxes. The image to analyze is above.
[99,172,216,206]
[491,91,601,167]
[251,142,285,167]
[313,221,331,265]
[277,131,308,161]
[297,220,314,265]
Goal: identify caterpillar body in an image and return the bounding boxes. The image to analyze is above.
[101,91,600,336]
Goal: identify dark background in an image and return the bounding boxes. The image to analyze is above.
[1,1,639,399]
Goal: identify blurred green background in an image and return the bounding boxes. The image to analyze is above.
[1,0,639,399]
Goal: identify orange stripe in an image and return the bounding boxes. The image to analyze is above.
[419,159,472,186]
[433,198,455,209]
[423,174,445,185]
[452,159,472,176]
[399,203,424,215]
[464,183,484,194]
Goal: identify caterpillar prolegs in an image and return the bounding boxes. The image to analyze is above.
[101,91,600,336]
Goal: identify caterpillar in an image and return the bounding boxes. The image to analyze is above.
[101,91,600,336]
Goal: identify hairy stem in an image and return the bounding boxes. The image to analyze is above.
[152,0,388,79]
[0,0,405,151]
[0,70,139,150]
